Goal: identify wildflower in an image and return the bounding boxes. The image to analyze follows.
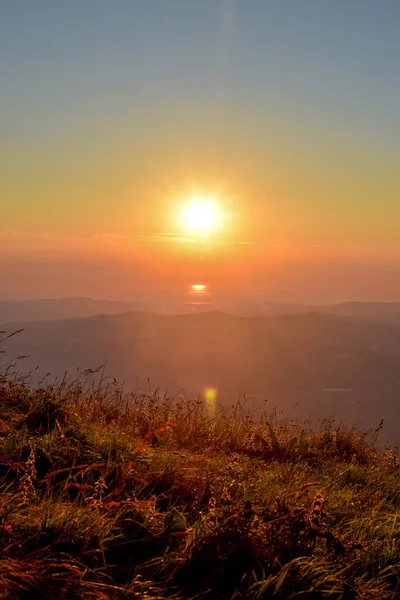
[221,486,232,505]
[19,447,36,504]
[88,475,107,508]
[3,524,12,535]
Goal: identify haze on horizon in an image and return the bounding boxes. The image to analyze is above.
[1,1,400,303]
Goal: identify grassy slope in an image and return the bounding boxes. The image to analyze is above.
[0,369,399,600]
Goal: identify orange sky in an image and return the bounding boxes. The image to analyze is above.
[1,2,400,302]
[2,224,400,303]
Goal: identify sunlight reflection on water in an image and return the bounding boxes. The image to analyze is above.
[189,283,209,296]
[185,282,212,310]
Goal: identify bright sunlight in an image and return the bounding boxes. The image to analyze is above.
[180,195,223,237]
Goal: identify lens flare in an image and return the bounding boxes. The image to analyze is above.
[204,387,217,415]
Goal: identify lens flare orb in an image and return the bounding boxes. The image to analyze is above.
[204,387,217,415]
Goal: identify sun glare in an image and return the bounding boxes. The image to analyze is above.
[180,195,223,237]
[192,283,207,292]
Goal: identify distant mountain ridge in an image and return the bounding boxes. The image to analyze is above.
[318,301,400,326]
[3,296,400,325]
[0,297,149,324]
[326,301,400,314]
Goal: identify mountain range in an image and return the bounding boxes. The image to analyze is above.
[2,299,400,444]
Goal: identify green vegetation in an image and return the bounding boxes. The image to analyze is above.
[0,365,399,599]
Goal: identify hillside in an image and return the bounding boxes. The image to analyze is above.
[0,369,399,599]
[3,310,400,444]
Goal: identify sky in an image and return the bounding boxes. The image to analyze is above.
[1,0,400,302]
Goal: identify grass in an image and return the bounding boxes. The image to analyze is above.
[0,363,399,599]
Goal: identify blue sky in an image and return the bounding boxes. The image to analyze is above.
[1,0,399,143]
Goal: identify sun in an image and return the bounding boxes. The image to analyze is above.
[180,195,223,237]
